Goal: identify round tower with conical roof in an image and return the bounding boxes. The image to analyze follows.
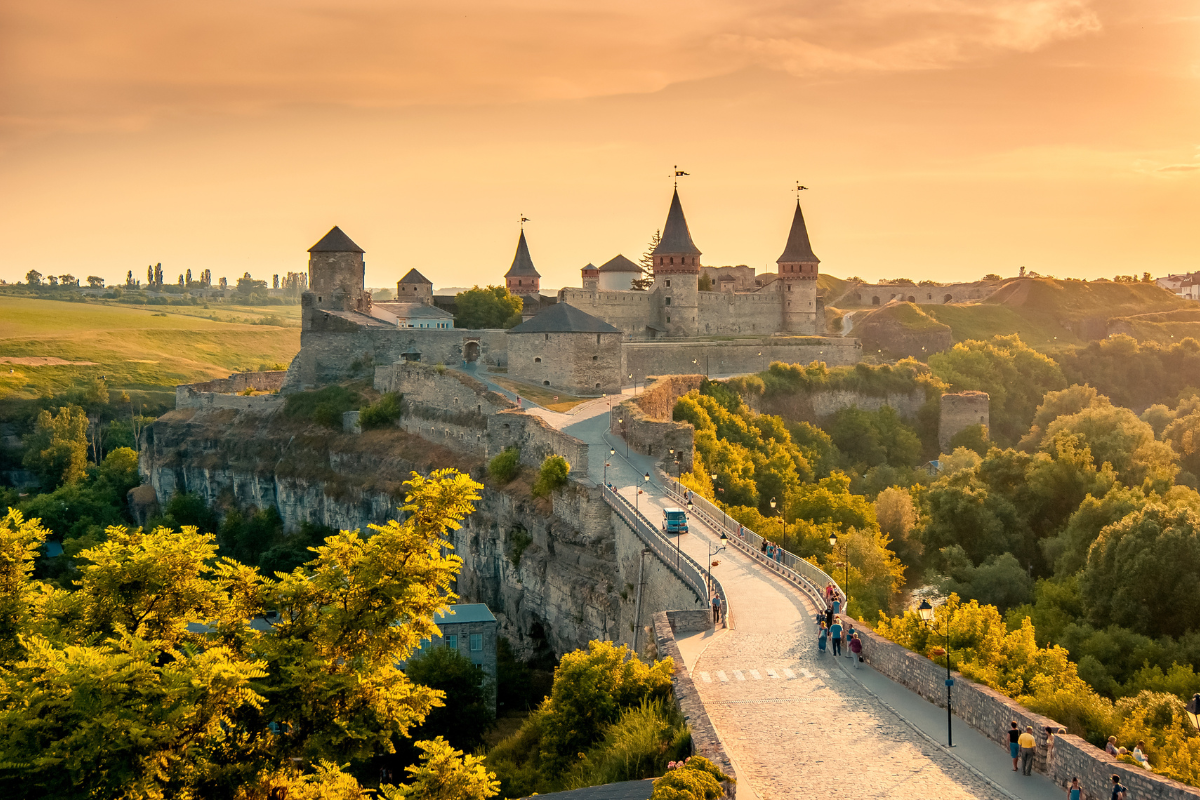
[777,201,820,333]
[651,189,702,337]
[307,226,366,310]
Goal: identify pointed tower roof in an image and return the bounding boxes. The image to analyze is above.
[598,254,642,273]
[504,230,541,278]
[398,268,432,285]
[652,189,701,257]
[777,202,820,264]
[309,226,364,253]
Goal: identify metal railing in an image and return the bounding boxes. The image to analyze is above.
[661,479,842,610]
[601,484,732,628]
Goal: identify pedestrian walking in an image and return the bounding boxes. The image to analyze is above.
[844,623,856,657]
[711,593,723,625]
[824,605,834,629]
[818,622,828,653]
[1067,777,1081,800]
[1008,722,1021,771]
[1018,726,1037,776]
[830,617,843,656]
[849,633,863,667]
[832,595,841,615]
[1111,774,1128,800]
[761,539,768,555]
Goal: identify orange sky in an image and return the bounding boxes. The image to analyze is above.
[1,0,1198,290]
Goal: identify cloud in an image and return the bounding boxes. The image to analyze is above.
[0,0,1103,139]
[1159,164,1200,172]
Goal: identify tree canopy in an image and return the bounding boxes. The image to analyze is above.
[454,286,523,329]
[0,470,497,800]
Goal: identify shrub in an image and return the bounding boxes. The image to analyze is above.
[359,392,403,430]
[650,756,732,800]
[283,385,360,428]
[532,455,570,498]
[488,447,520,484]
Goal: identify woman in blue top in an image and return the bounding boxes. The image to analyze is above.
[1067,777,1081,800]
[818,622,828,653]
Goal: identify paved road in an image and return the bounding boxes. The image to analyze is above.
[454,368,1064,799]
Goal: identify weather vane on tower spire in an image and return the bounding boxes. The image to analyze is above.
[796,182,809,200]
[673,165,689,189]
[520,214,529,230]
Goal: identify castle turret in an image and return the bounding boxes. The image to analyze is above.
[581,263,599,291]
[777,201,820,334]
[308,226,366,310]
[397,268,433,306]
[651,189,701,336]
[504,230,541,298]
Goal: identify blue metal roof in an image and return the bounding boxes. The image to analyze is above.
[434,604,497,626]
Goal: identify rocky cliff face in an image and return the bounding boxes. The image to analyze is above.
[138,406,695,658]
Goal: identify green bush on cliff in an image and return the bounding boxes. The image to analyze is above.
[360,391,403,430]
[488,447,520,484]
[485,641,683,797]
[283,385,360,428]
[531,455,570,498]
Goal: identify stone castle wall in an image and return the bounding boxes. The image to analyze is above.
[558,287,661,337]
[939,391,990,451]
[490,409,590,474]
[508,330,623,395]
[852,619,1200,800]
[611,400,695,475]
[176,371,287,410]
[625,336,859,379]
[848,280,1000,307]
[697,290,784,335]
[292,326,510,389]
[750,386,929,423]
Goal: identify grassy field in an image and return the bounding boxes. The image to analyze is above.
[0,296,300,403]
[489,377,589,412]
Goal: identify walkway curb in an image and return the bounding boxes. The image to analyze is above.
[830,655,1024,800]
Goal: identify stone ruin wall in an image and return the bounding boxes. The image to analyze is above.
[848,280,1001,307]
[625,336,859,379]
[939,391,990,451]
[557,287,661,338]
[175,370,288,411]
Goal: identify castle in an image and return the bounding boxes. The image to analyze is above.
[560,189,823,338]
[288,189,855,396]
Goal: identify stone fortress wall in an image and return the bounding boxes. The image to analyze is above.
[558,287,661,338]
[175,370,288,411]
[374,360,589,474]
[846,280,1000,307]
[853,618,1200,800]
[625,336,860,379]
[939,391,990,451]
[508,329,624,395]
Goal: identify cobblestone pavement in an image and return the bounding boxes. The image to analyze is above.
[637,488,999,800]
[562,405,1006,799]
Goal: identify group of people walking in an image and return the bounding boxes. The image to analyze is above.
[816,583,862,665]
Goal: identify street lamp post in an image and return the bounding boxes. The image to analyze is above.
[918,599,955,748]
[707,530,728,596]
[679,500,692,568]
[618,417,627,456]
[635,471,649,515]
[828,531,850,609]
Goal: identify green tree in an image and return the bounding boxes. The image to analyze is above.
[454,286,523,329]
[1080,504,1200,639]
[633,231,660,291]
[532,455,570,498]
[404,647,495,753]
[25,269,42,286]
[0,470,484,800]
[874,486,921,568]
[1019,384,1108,450]
[488,447,520,484]
[384,738,500,800]
[22,405,89,489]
[1043,405,1177,488]
[929,334,1066,444]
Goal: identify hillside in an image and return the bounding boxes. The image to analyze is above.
[841,278,1194,354]
[0,296,300,405]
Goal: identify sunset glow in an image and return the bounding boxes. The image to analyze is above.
[2,0,1198,289]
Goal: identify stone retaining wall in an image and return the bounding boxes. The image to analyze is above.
[655,611,737,799]
[852,620,1200,800]
[175,371,287,410]
[613,398,695,474]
